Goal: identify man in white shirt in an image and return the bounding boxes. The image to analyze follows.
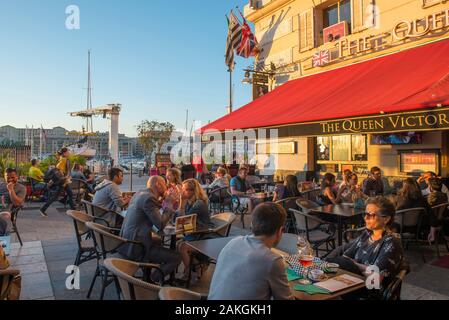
[418,171,449,199]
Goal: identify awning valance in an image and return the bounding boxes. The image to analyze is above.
[201,39,449,135]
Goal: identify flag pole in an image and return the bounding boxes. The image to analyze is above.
[228,66,233,114]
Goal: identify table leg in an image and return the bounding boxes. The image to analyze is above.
[338,217,343,247]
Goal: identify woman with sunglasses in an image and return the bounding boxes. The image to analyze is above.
[327,197,404,299]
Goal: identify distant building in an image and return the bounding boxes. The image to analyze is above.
[0,125,142,159]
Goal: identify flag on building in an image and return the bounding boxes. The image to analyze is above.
[225,11,242,71]
[312,50,330,67]
[236,11,259,58]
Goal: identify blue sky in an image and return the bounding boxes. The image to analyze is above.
[0,0,253,137]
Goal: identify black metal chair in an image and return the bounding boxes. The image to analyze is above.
[85,222,146,300]
[208,187,232,213]
[228,191,249,229]
[82,199,123,228]
[300,189,321,203]
[382,260,411,301]
[9,206,23,247]
[66,210,110,267]
[276,197,302,234]
[290,199,336,258]
[69,178,89,210]
[430,203,449,258]
[394,207,427,261]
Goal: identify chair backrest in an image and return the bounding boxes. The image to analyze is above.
[158,287,202,300]
[82,200,109,218]
[9,206,22,224]
[431,203,449,222]
[291,208,321,232]
[276,197,301,212]
[275,233,298,255]
[210,212,236,237]
[301,189,321,202]
[395,207,426,228]
[66,210,94,239]
[296,198,320,214]
[0,269,21,300]
[85,222,125,256]
[209,187,231,203]
[103,258,161,300]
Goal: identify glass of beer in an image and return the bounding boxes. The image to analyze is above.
[299,255,314,268]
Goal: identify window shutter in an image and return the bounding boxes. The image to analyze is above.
[422,0,444,9]
[299,8,315,52]
[352,0,374,33]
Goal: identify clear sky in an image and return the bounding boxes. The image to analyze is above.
[0,0,253,137]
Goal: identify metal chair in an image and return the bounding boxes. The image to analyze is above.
[85,222,146,300]
[394,207,426,261]
[9,206,23,247]
[69,178,89,209]
[430,203,449,258]
[82,199,123,228]
[208,187,232,213]
[159,287,204,300]
[290,203,336,258]
[300,189,321,203]
[27,177,45,202]
[66,210,109,266]
[0,268,21,300]
[276,197,302,234]
[228,191,249,229]
[382,260,411,301]
[104,258,163,300]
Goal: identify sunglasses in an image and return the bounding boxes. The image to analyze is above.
[364,211,388,219]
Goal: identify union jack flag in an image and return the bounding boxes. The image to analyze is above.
[236,9,259,59]
[312,50,330,67]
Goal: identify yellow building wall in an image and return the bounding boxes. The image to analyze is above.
[245,0,449,85]
[243,0,449,177]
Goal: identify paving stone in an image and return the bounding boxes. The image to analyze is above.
[20,271,54,300]
[15,262,48,276]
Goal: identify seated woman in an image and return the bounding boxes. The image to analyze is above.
[163,168,182,211]
[396,178,430,212]
[319,173,342,205]
[177,179,210,280]
[209,167,230,190]
[327,197,404,299]
[273,175,301,202]
[338,173,367,204]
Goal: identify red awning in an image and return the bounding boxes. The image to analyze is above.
[201,39,449,133]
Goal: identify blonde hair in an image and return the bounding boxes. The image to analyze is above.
[183,179,209,205]
[167,168,182,185]
[216,167,227,176]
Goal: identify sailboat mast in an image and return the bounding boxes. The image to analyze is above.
[86,50,93,133]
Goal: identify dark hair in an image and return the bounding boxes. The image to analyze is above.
[108,167,123,180]
[252,203,286,236]
[321,173,336,190]
[284,175,301,197]
[429,177,443,192]
[5,168,17,175]
[60,147,68,154]
[399,178,424,201]
[31,159,38,166]
[370,166,381,174]
[73,163,81,171]
[366,196,396,226]
[424,171,437,177]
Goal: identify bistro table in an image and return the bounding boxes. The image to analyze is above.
[187,237,365,300]
[310,204,366,247]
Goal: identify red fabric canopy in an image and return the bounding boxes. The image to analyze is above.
[201,39,449,133]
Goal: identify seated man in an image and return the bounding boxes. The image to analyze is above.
[427,177,448,242]
[119,176,181,283]
[208,202,294,300]
[362,167,384,196]
[327,196,404,300]
[230,166,256,213]
[419,171,449,199]
[93,167,130,224]
[28,159,46,191]
[0,168,27,235]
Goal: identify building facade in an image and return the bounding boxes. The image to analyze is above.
[203,0,449,181]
